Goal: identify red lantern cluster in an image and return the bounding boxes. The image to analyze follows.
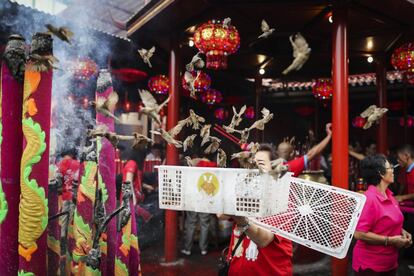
[399,116,414,128]
[148,75,169,95]
[352,116,367,128]
[312,78,333,100]
[214,108,229,120]
[201,88,223,105]
[194,19,240,70]
[68,57,98,81]
[181,71,211,93]
[244,106,255,119]
[391,42,414,73]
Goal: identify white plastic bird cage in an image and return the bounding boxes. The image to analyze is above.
[157,166,366,258]
[157,165,290,217]
[251,173,366,259]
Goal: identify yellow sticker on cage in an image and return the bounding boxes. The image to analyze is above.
[197,172,219,196]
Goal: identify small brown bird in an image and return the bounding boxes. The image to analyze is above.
[204,136,221,154]
[226,105,246,129]
[282,33,311,75]
[168,119,189,138]
[269,158,289,178]
[231,151,256,169]
[132,133,153,149]
[200,124,211,146]
[28,54,59,72]
[139,89,170,125]
[91,92,120,123]
[187,109,205,130]
[183,134,197,152]
[183,71,201,98]
[185,52,205,72]
[151,129,182,148]
[45,24,74,44]
[138,46,155,68]
[248,108,274,131]
[217,148,227,168]
[258,20,275,39]
[360,105,388,129]
[185,156,203,167]
[223,17,232,28]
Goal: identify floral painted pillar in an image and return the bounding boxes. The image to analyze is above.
[96,69,117,275]
[0,34,26,276]
[18,32,54,275]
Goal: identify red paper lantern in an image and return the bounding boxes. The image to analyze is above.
[193,19,240,70]
[68,57,98,81]
[391,42,414,73]
[201,88,223,105]
[399,116,414,127]
[148,75,169,95]
[214,108,229,120]
[352,116,367,128]
[244,106,255,119]
[312,78,333,100]
[181,71,211,93]
[112,68,148,83]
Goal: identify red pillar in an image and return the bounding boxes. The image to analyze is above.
[164,41,180,263]
[376,57,388,154]
[332,1,349,276]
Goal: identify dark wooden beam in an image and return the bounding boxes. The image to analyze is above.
[350,1,409,27]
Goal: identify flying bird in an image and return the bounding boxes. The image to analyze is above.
[185,52,205,72]
[186,109,205,130]
[183,134,197,152]
[282,33,311,75]
[138,46,156,68]
[200,124,211,146]
[231,150,256,169]
[223,17,232,28]
[91,92,120,123]
[45,24,74,44]
[258,20,275,39]
[168,119,189,138]
[151,129,182,148]
[225,105,246,129]
[248,108,274,131]
[269,158,289,178]
[204,136,221,154]
[185,156,203,167]
[183,70,201,98]
[217,148,227,168]
[132,133,153,149]
[139,89,170,125]
[28,54,59,72]
[360,105,388,129]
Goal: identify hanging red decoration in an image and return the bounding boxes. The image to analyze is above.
[193,19,240,70]
[312,78,333,100]
[399,116,414,128]
[148,75,169,95]
[352,116,367,128]
[244,106,255,119]
[181,71,211,93]
[111,68,148,83]
[214,108,229,120]
[201,88,223,105]
[294,106,315,117]
[67,57,99,81]
[391,42,414,74]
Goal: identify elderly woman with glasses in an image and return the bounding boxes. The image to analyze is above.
[353,154,412,276]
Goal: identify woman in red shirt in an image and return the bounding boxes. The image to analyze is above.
[353,155,412,275]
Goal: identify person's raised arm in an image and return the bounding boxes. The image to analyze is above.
[306,123,332,162]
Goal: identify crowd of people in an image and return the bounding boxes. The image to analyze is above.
[51,123,414,275]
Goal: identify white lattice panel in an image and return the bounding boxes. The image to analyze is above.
[251,173,366,259]
[157,166,290,217]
